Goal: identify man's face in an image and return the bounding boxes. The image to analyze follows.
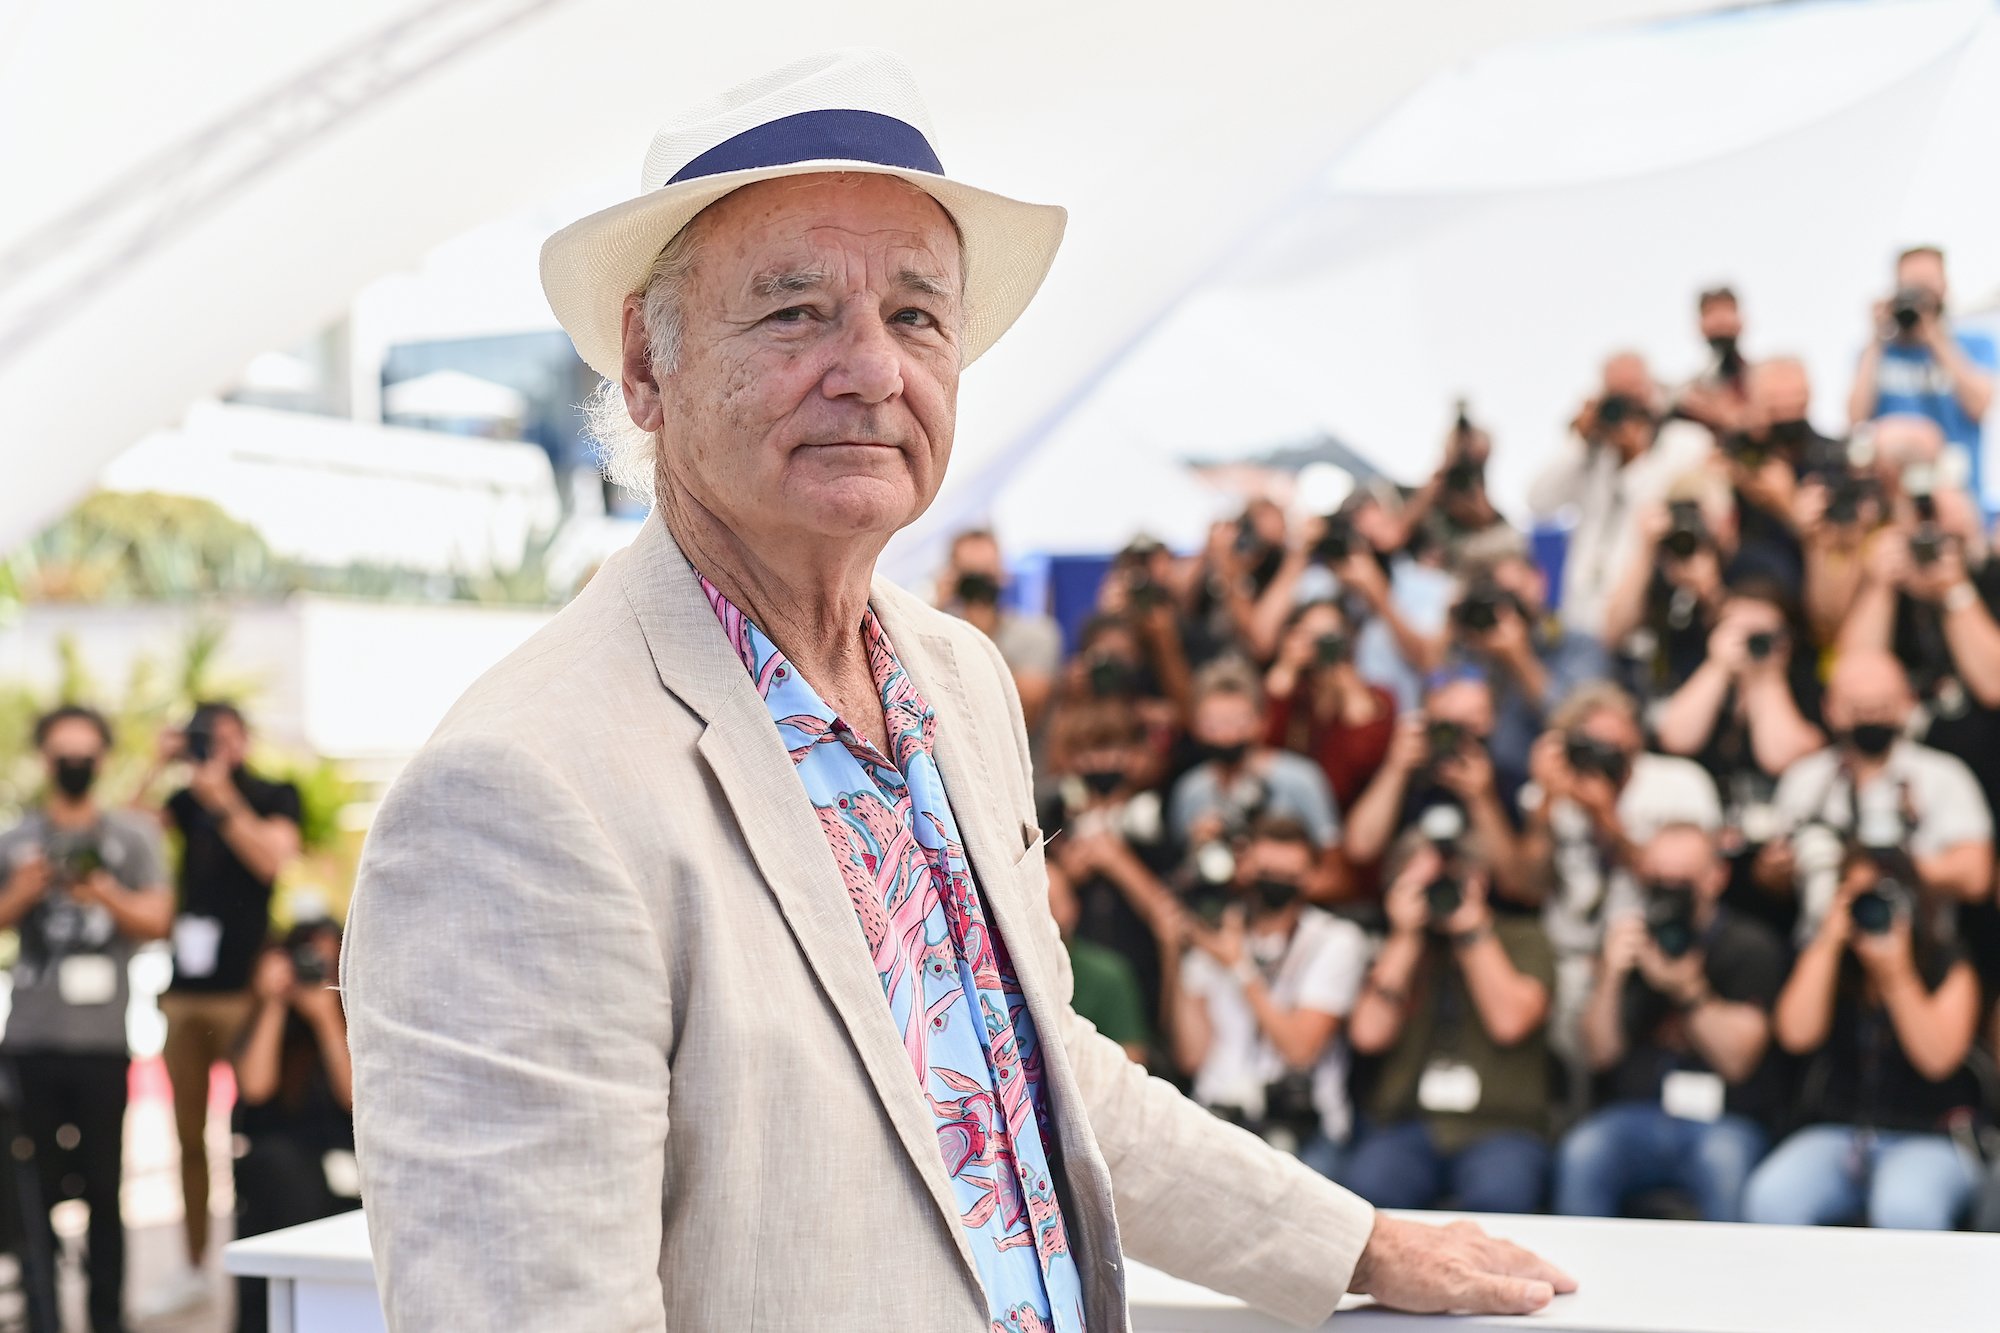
[1489,556,1545,618]
[1639,827,1724,906]
[951,533,1001,579]
[1425,679,1494,738]
[1748,361,1810,428]
[41,717,106,775]
[1193,694,1261,750]
[641,173,965,548]
[1825,659,1913,734]
[208,715,249,768]
[1579,706,1642,764]
[1237,837,1312,893]
[1698,299,1741,342]
[1897,251,1947,306]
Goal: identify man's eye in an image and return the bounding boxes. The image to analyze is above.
[894,308,937,328]
[768,307,809,324]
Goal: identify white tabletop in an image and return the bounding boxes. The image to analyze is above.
[227,1208,2000,1333]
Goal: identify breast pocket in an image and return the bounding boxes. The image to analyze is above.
[1013,820,1050,886]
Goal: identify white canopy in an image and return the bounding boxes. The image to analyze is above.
[0,0,1726,567]
[980,0,2000,557]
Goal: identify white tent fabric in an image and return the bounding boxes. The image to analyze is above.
[0,0,1726,564]
[984,0,2000,556]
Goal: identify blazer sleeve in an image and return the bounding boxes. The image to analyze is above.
[341,731,673,1333]
[965,630,1376,1329]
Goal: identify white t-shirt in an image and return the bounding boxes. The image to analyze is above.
[1771,740,1993,935]
[1179,907,1369,1143]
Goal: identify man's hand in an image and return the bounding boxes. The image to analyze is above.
[1383,851,1438,940]
[2,851,51,906]
[1334,552,1390,611]
[1634,939,1707,1005]
[1434,745,1496,802]
[1190,905,1247,969]
[1383,715,1428,776]
[188,755,239,813]
[1603,915,1648,977]
[1350,1214,1576,1315]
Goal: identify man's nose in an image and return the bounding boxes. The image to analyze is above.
[822,312,904,404]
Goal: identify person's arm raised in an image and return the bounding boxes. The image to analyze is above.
[342,733,671,1333]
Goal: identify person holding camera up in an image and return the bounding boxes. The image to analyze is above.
[1339,831,1556,1214]
[1743,835,1985,1231]
[1599,481,1736,696]
[1758,652,1991,940]
[130,700,303,1316]
[1379,406,1508,573]
[1169,662,1342,884]
[1263,598,1395,814]
[232,920,357,1332]
[1173,817,1370,1180]
[1711,358,1842,594]
[0,705,171,1333]
[1446,528,1608,784]
[937,529,1064,733]
[1528,352,1713,641]
[1847,246,1996,501]
[1343,670,1529,904]
[1554,825,1785,1223]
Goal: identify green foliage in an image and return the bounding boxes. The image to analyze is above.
[7,491,284,602]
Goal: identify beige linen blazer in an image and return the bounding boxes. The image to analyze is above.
[342,511,1375,1332]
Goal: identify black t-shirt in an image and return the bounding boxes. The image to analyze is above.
[232,1007,354,1152]
[167,769,302,993]
[1804,943,1980,1133]
[1605,908,1789,1125]
[1897,559,2000,993]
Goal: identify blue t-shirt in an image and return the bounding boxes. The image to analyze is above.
[1868,328,1998,497]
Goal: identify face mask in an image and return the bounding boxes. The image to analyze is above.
[52,755,98,799]
[1844,723,1899,759]
[1202,740,1251,769]
[1078,767,1124,798]
[1249,545,1285,587]
[1707,334,1739,360]
[955,572,1000,605]
[1251,877,1302,913]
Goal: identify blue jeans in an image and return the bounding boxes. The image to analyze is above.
[1298,1131,1344,1182]
[1743,1124,1980,1230]
[1337,1119,1549,1214]
[1554,1102,1768,1222]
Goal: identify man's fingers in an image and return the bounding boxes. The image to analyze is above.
[1463,1273,1556,1316]
[1483,1237,1578,1293]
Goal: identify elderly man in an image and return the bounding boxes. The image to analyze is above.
[343,49,1572,1332]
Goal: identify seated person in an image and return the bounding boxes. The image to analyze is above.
[1743,845,1984,1230]
[1757,651,1991,940]
[1339,832,1556,1215]
[1263,598,1396,813]
[232,921,357,1333]
[1518,683,1722,1070]
[1445,527,1609,784]
[1555,825,1785,1222]
[1173,817,1369,1180]
[1169,660,1343,893]
[1342,669,1527,904]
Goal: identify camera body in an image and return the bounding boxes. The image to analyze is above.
[291,941,330,985]
[1418,803,1469,926]
[57,838,105,888]
[1452,579,1521,635]
[1745,630,1777,662]
[1889,286,1937,336]
[1313,632,1349,668]
[1643,880,1700,959]
[1564,733,1629,785]
[1661,500,1708,560]
[1312,515,1359,565]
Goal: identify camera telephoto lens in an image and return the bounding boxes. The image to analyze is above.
[1850,887,1897,936]
[1424,876,1464,923]
[1745,631,1776,661]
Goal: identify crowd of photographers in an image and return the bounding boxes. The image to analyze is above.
[941,247,2000,1233]
[0,702,346,1333]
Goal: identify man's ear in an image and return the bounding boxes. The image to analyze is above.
[620,295,665,434]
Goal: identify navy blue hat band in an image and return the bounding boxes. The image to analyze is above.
[667,108,943,186]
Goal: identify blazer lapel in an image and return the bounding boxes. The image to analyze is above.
[616,513,982,1290]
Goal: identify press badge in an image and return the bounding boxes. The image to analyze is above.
[173,915,223,978]
[57,954,119,1006]
[1417,1060,1483,1114]
[322,1149,362,1200]
[1662,1070,1726,1123]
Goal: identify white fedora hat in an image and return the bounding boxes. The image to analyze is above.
[540,47,1067,381]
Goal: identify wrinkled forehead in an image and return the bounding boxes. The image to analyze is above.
[693,173,964,293]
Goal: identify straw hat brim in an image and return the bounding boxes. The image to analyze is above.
[538,159,1067,381]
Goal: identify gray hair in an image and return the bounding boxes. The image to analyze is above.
[580,222,706,503]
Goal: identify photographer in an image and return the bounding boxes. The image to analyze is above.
[1847,246,1996,499]
[1743,843,1983,1231]
[1173,817,1369,1179]
[936,528,1063,732]
[132,700,303,1312]
[1343,670,1527,902]
[1168,661,1342,883]
[1758,652,1991,939]
[1556,825,1784,1223]
[1712,358,1838,593]
[1041,699,1183,1054]
[1339,832,1556,1214]
[1052,614,1183,784]
[1182,502,1292,669]
[1446,528,1609,782]
[1672,286,1750,429]
[1528,352,1713,640]
[1600,482,1735,689]
[0,705,171,1333]
[232,921,357,1332]
[1263,598,1395,813]
[1517,683,1723,1069]
[1381,408,1507,572]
